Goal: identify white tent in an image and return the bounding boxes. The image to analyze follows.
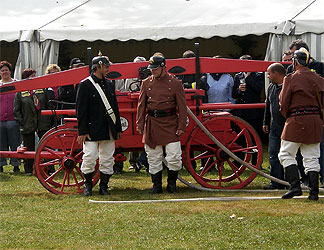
[1,0,323,78]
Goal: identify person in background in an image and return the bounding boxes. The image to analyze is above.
[279,48,324,200]
[202,56,234,105]
[179,50,209,103]
[0,61,21,173]
[45,64,61,101]
[76,53,122,196]
[282,51,293,63]
[13,68,54,175]
[57,58,84,110]
[232,55,265,166]
[232,54,265,138]
[136,54,187,194]
[179,50,209,171]
[114,56,148,173]
[263,63,286,190]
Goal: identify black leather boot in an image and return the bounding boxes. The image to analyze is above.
[150,170,163,194]
[99,172,112,195]
[113,162,123,175]
[282,164,302,199]
[167,169,179,193]
[307,171,319,201]
[83,172,93,196]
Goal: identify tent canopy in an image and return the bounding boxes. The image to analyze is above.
[1,0,323,42]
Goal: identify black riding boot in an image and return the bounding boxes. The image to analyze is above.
[282,164,302,199]
[83,172,93,196]
[99,172,112,195]
[307,171,319,201]
[113,162,123,175]
[150,170,163,194]
[167,169,179,193]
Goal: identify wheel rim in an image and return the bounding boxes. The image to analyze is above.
[184,115,263,189]
[35,128,99,194]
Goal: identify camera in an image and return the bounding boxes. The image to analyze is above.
[138,67,151,80]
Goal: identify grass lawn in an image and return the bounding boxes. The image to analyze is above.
[1,153,324,250]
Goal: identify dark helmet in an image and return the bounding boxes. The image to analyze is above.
[147,56,166,69]
[293,47,310,66]
[92,52,111,68]
[70,57,85,68]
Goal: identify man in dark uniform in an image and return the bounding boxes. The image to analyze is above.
[76,53,122,196]
[136,54,187,194]
[279,48,324,200]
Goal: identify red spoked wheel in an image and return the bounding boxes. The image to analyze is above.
[35,128,99,194]
[184,115,263,189]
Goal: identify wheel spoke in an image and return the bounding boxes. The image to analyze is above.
[192,138,216,152]
[39,159,61,167]
[60,171,68,193]
[222,119,230,142]
[44,166,63,182]
[57,135,68,155]
[75,166,85,180]
[74,150,83,160]
[69,134,78,155]
[71,170,82,191]
[191,151,215,161]
[67,170,70,186]
[217,160,223,187]
[200,158,217,176]
[228,128,247,148]
[39,159,62,167]
[231,145,258,153]
[228,160,243,183]
[43,146,64,159]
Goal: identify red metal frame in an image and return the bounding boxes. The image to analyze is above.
[0,57,272,193]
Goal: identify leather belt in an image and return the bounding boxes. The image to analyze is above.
[148,108,176,118]
[289,106,320,117]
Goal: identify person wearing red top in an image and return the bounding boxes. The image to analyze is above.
[0,61,21,172]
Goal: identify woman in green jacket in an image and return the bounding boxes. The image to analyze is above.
[13,69,53,175]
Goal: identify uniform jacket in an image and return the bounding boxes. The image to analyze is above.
[13,89,53,135]
[263,83,285,137]
[76,74,122,141]
[279,67,324,144]
[136,73,187,148]
[232,72,264,120]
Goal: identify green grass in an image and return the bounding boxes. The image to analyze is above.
[1,152,324,250]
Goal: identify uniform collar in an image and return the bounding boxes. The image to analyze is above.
[91,73,103,83]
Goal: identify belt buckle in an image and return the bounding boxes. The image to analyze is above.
[153,110,158,118]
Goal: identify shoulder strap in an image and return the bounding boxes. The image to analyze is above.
[88,76,116,124]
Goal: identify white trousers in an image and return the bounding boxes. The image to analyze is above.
[278,139,320,174]
[81,140,115,175]
[144,141,182,175]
